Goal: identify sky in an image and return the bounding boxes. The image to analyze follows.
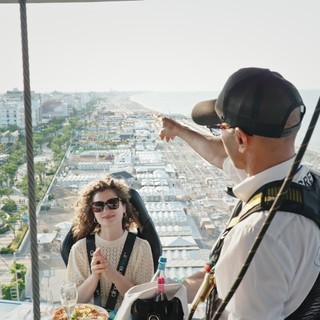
[0,0,319,94]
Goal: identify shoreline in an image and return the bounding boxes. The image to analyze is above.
[130,91,320,155]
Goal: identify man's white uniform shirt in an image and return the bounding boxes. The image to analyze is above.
[216,157,320,319]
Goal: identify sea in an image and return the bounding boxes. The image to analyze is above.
[130,90,320,154]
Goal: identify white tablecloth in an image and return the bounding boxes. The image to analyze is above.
[1,303,32,320]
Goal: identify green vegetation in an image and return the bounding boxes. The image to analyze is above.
[0,114,79,245]
[8,225,29,252]
[1,261,27,301]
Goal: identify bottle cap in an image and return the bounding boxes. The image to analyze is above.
[204,264,212,273]
[159,256,167,263]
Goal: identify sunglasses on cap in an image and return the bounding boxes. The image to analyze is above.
[91,198,121,213]
[207,123,235,136]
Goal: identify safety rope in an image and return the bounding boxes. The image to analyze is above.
[212,97,320,319]
[19,1,41,319]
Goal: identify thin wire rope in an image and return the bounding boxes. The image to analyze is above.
[212,97,320,320]
[19,1,40,319]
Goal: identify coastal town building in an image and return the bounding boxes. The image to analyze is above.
[0,89,41,128]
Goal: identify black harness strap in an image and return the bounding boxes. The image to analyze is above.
[208,200,243,268]
[86,232,136,311]
[206,200,243,319]
[105,232,136,310]
[86,234,101,306]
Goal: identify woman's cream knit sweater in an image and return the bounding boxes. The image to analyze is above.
[66,230,154,309]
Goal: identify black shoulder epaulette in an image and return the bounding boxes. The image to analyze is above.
[228,171,320,230]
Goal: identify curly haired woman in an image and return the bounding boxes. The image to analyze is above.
[66,177,154,313]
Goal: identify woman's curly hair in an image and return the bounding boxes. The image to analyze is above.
[72,177,139,240]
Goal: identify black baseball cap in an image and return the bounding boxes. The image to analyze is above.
[192,67,306,137]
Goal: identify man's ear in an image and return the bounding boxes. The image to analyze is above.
[235,128,249,153]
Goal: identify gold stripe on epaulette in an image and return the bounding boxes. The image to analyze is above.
[288,188,303,203]
[264,187,303,204]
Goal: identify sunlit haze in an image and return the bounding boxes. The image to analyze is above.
[0,0,320,93]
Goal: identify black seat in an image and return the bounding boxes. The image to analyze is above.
[129,189,162,272]
[60,188,162,273]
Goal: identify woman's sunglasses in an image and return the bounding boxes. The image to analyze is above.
[91,198,121,213]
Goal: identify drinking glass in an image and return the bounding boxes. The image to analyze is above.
[60,282,78,319]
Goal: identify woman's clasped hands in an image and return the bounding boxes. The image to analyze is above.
[91,247,117,280]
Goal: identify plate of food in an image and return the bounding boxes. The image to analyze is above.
[52,304,109,320]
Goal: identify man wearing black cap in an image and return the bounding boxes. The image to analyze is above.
[158,67,320,319]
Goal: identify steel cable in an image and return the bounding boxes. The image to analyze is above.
[19,1,40,319]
